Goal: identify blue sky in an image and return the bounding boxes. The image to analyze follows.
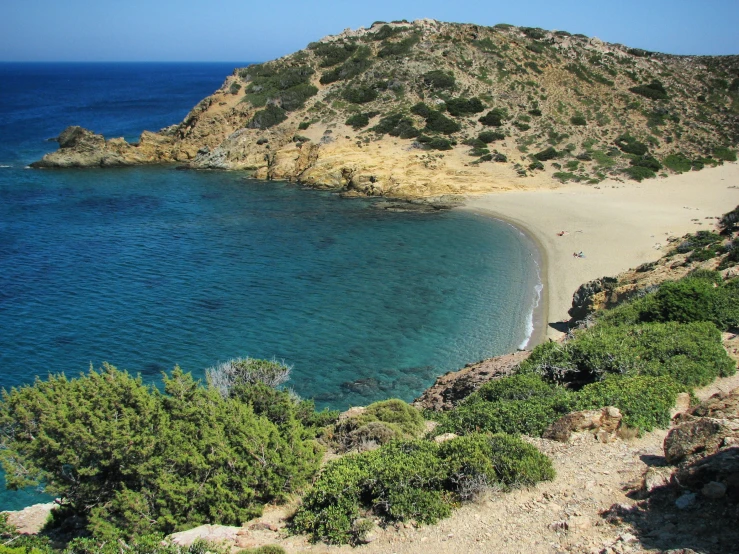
[2,0,737,62]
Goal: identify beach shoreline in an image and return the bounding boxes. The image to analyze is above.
[462,162,739,340]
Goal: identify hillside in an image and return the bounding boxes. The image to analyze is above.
[34,20,738,198]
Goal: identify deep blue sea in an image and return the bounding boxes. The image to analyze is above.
[0,63,541,509]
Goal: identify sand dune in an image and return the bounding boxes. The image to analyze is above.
[463,162,739,340]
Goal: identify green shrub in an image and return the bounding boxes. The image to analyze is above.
[372,113,419,138]
[346,113,370,128]
[623,165,656,181]
[433,374,575,437]
[714,146,737,162]
[378,35,419,58]
[229,82,242,95]
[528,160,544,170]
[342,85,378,104]
[570,115,587,126]
[478,108,508,127]
[241,64,317,111]
[248,105,288,129]
[630,155,662,171]
[630,81,668,100]
[720,205,739,233]
[411,102,433,118]
[521,27,547,40]
[424,110,461,134]
[615,135,648,156]
[329,399,425,452]
[64,535,230,553]
[298,121,311,130]
[521,321,734,388]
[0,365,322,539]
[576,375,682,431]
[312,42,358,67]
[292,434,553,545]
[372,24,407,41]
[428,137,454,150]
[553,172,583,183]
[445,97,485,116]
[320,54,373,85]
[647,277,739,330]
[279,83,318,111]
[479,130,505,143]
[663,153,693,173]
[533,147,559,161]
[422,70,456,89]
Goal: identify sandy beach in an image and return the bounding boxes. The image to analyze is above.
[463,162,739,340]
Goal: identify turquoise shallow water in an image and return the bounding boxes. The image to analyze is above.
[0,63,541,509]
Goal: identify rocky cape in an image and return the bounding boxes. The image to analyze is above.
[32,20,738,199]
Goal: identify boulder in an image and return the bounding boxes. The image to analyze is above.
[2,502,56,535]
[168,524,242,547]
[543,406,622,442]
[642,466,674,493]
[675,447,739,496]
[690,389,739,420]
[413,351,530,411]
[664,418,738,464]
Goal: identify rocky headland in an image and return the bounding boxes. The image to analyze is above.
[33,20,738,199]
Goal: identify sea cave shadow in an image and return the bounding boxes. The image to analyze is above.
[601,479,738,554]
[548,321,571,334]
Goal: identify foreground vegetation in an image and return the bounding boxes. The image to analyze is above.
[2,208,737,549]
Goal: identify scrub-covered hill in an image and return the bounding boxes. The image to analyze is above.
[35,19,738,198]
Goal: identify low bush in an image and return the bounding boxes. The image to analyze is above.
[372,113,419,138]
[411,102,432,118]
[427,137,454,150]
[630,155,662,171]
[602,274,739,332]
[319,53,373,85]
[248,105,288,129]
[478,130,505,143]
[714,146,737,162]
[445,97,485,117]
[292,434,553,545]
[342,85,378,104]
[63,535,231,554]
[576,375,682,431]
[378,35,419,58]
[521,27,547,40]
[629,81,668,100]
[570,115,587,126]
[346,113,370,128]
[422,70,456,90]
[432,374,575,437]
[312,42,358,67]
[623,165,656,181]
[241,64,317,111]
[479,108,508,127]
[520,320,734,388]
[663,153,693,173]
[424,110,461,134]
[720,205,739,233]
[615,135,648,156]
[372,24,407,41]
[533,147,559,161]
[328,399,425,452]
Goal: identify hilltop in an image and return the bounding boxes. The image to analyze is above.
[34,20,738,198]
